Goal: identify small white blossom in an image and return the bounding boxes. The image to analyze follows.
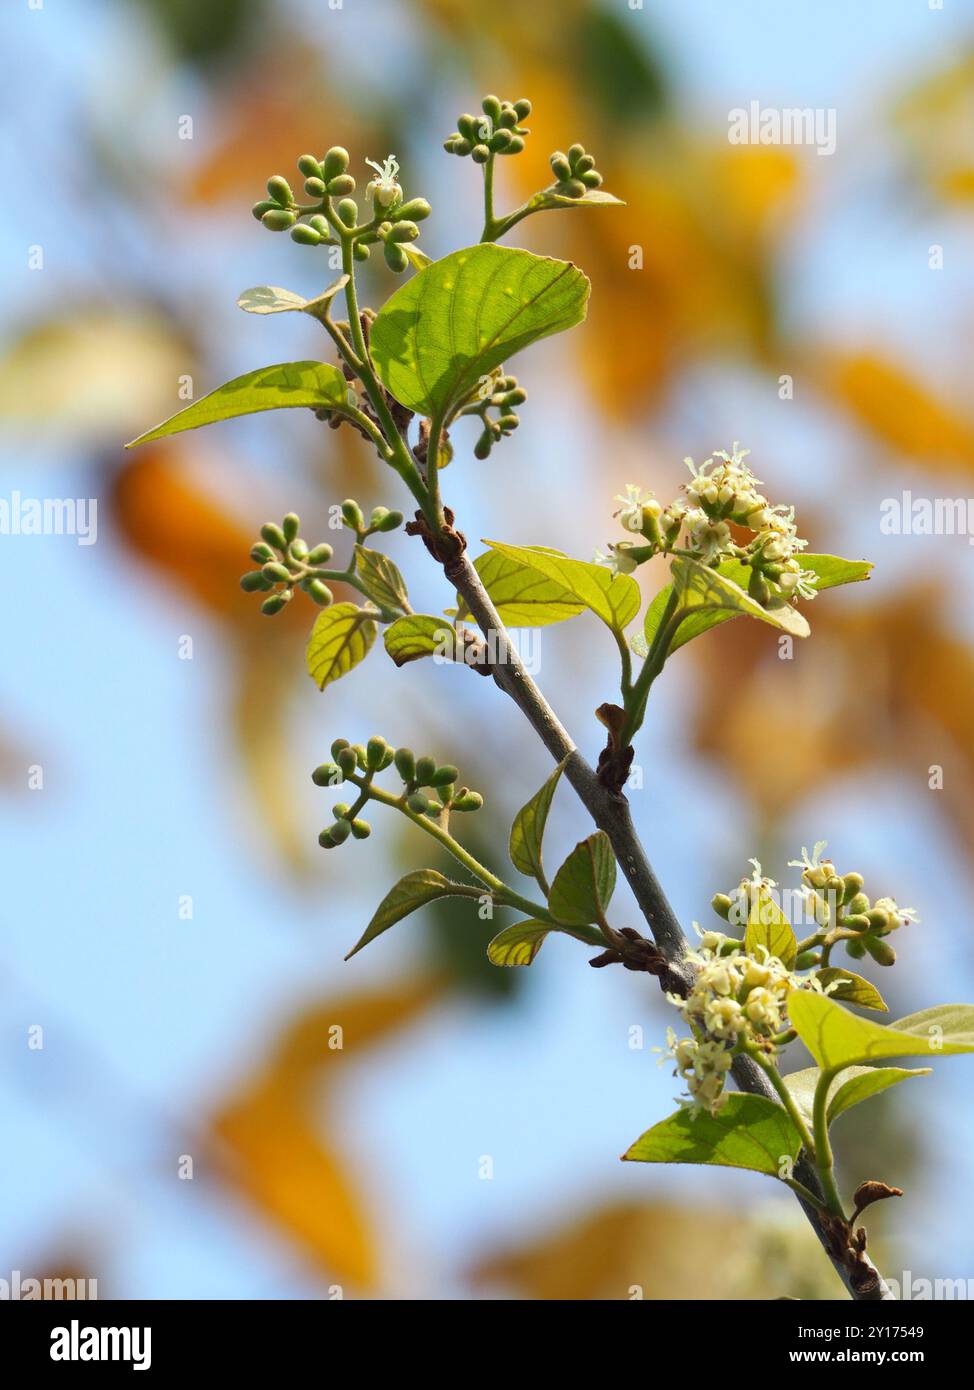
[365,154,402,207]
[613,483,653,532]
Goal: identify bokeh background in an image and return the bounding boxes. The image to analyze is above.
[2,0,973,1300]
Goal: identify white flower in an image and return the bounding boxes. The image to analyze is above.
[687,510,732,562]
[593,544,638,575]
[613,483,653,532]
[365,154,402,208]
[788,841,829,874]
[875,897,920,927]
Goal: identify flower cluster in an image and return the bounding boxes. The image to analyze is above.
[444,96,532,162]
[663,935,828,1116]
[596,444,819,609]
[786,842,919,967]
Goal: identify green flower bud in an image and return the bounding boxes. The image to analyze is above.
[451,137,473,157]
[845,938,867,959]
[351,744,368,770]
[307,543,334,564]
[261,208,296,231]
[567,143,585,165]
[407,791,430,814]
[550,151,572,181]
[337,197,358,228]
[366,735,389,770]
[389,221,419,242]
[453,790,483,812]
[240,570,270,592]
[332,802,351,819]
[350,819,372,840]
[262,561,292,583]
[353,242,371,261]
[282,513,300,543]
[393,197,431,222]
[297,154,322,179]
[261,592,290,616]
[471,144,491,165]
[311,763,342,787]
[318,828,337,848]
[341,499,364,531]
[747,568,772,606]
[864,935,897,966]
[490,129,514,152]
[372,508,403,532]
[443,135,461,154]
[382,242,408,273]
[322,147,350,181]
[845,892,870,916]
[252,199,276,220]
[794,950,819,971]
[711,892,734,921]
[497,414,520,432]
[500,387,527,406]
[457,113,479,139]
[306,580,333,607]
[303,177,327,199]
[866,907,891,933]
[394,747,416,782]
[331,738,350,758]
[438,784,455,805]
[497,105,518,129]
[559,178,586,199]
[288,538,309,562]
[327,174,356,197]
[513,98,532,120]
[430,764,459,787]
[474,430,493,460]
[482,94,502,122]
[308,214,330,236]
[291,223,322,245]
[580,170,603,189]
[574,153,596,174]
[250,541,275,563]
[842,872,865,903]
[414,756,436,786]
[266,175,293,206]
[337,747,358,778]
[842,913,871,932]
[501,136,525,155]
[329,817,351,845]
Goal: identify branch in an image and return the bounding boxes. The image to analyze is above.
[442,548,894,1302]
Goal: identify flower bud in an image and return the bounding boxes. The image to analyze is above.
[490,129,514,152]
[341,499,365,531]
[262,561,292,583]
[842,913,871,932]
[453,790,483,812]
[366,735,389,770]
[430,764,459,787]
[567,143,585,164]
[303,177,327,198]
[351,819,372,840]
[842,872,865,903]
[414,756,436,786]
[471,144,491,165]
[845,892,870,916]
[291,223,322,245]
[351,744,368,770]
[261,208,296,231]
[559,178,585,199]
[250,541,275,563]
[866,907,891,933]
[451,137,473,157]
[864,935,897,966]
[354,242,371,261]
[794,950,819,970]
[251,199,276,220]
[407,791,430,814]
[261,592,290,616]
[550,152,572,181]
[474,430,493,460]
[280,513,299,543]
[394,747,416,782]
[327,174,356,197]
[574,153,596,174]
[497,413,520,431]
[240,570,270,592]
[306,580,333,607]
[322,147,350,181]
[337,747,358,778]
[288,539,309,562]
[482,94,502,122]
[711,892,734,921]
[332,803,351,819]
[513,98,532,119]
[502,136,525,155]
[580,170,603,189]
[266,175,293,205]
[312,763,342,787]
[297,154,322,179]
[393,197,431,222]
[389,221,419,242]
[497,105,518,129]
[329,818,351,845]
[457,113,479,139]
[384,242,409,273]
[307,543,334,564]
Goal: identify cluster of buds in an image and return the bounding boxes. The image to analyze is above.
[312,737,482,849]
[251,150,431,272]
[664,936,830,1116]
[788,843,918,967]
[548,143,604,198]
[444,96,531,162]
[597,444,819,610]
[337,497,404,541]
[461,370,527,460]
[240,513,336,615]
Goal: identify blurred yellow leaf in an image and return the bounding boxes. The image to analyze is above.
[893,53,974,204]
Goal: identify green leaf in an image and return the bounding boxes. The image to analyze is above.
[536,189,626,211]
[125,361,350,447]
[369,243,590,419]
[403,247,433,272]
[784,1064,930,1130]
[509,757,567,886]
[467,547,585,627]
[815,967,888,1013]
[305,602,377,690]
[354,544,409,614]
[643,553,871,655]
[483,541,639,632]
[623,1094,802,1177]
[670,555,810,644]
[383,614,462,667]
[788,993,974,1072]
[345,869,481,959]
[236,276,349,316]
[744,887,797,968]
[487,918,603,967]
[548,831,616,926]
